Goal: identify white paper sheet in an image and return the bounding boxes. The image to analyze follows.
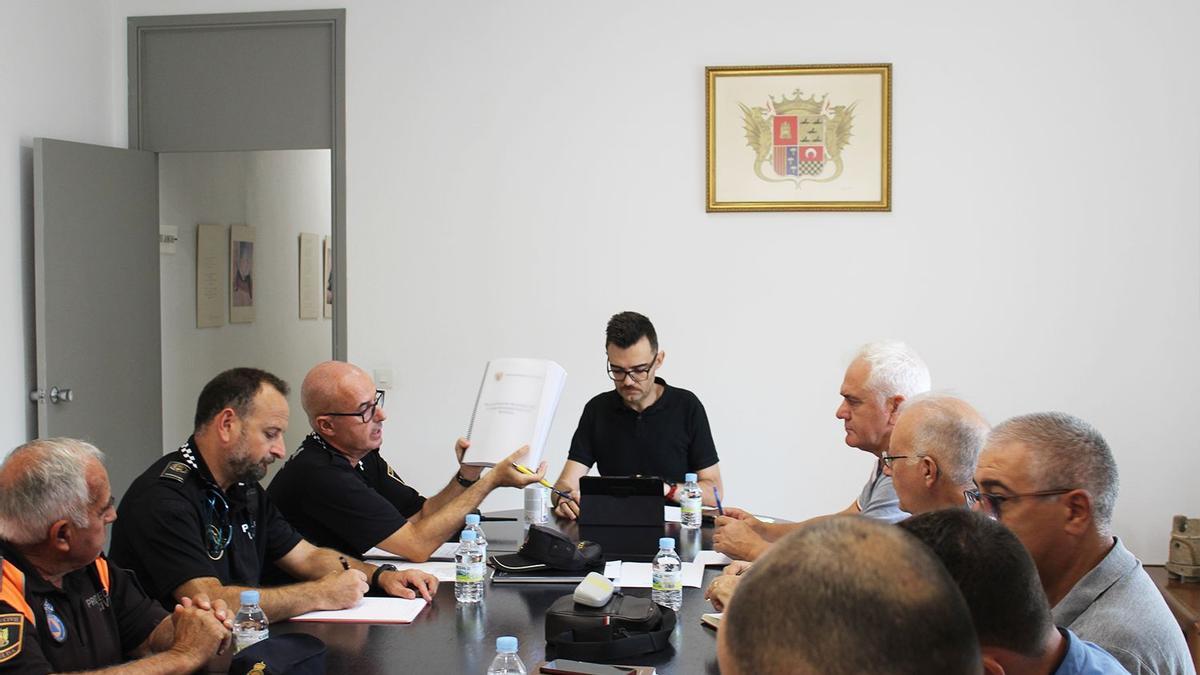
[291,597,427,624]
[614,562,704,589]
[692,550,733,566]
[362,542,459,561]
[604,560,622,579]
[664,506,681,522]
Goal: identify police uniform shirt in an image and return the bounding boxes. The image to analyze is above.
[0,544,166,674]
[267,433,427,557]
[108,437,303,609]
[566,377,720,482]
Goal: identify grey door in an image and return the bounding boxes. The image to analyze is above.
[33,138,161,503]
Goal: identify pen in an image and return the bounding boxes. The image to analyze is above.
[339,556,350,571]
[511,462,576,503]
[714,487,724,516]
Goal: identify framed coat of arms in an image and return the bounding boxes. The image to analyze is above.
[706,64,891,212]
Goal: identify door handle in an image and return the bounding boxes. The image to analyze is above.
[29,387,73,404]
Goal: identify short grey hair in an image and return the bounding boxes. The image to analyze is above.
[855,340,932,401]
[987,412,1119,533]
[900,393,990,486]
[0,438,105,545]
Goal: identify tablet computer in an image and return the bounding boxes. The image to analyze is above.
[577,476,664,527]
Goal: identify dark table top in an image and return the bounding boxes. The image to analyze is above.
[270,510,725,674]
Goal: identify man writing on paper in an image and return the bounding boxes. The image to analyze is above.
[712,340,929,560]
[109,368,438,623]
[0,438,231,674]
[551,311,723,520]
[268,361,549,562]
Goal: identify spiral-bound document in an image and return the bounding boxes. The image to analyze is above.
[463,358,567,468]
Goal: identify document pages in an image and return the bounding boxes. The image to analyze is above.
[463,358,567,468]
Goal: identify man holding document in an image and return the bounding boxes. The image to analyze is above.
[552,311,723,520]
[269,361,548,562]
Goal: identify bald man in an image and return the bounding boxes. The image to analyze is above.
[268,361,547,562]
[883,393,989,516]
[717,517,981,675]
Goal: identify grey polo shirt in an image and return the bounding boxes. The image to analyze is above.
[856,459,909,524]
[1052,537,1194,675]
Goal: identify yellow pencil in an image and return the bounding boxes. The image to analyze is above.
[511,462,576,503]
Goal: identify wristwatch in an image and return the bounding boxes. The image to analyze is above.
[456,471,479,488]
[371,563,397,591]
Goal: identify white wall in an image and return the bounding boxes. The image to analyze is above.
[159,150,332,466]
[0,1,117,458]
[88,0,1200,563]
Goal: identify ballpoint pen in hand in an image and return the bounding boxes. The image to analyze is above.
[714,487,725,516]
[511,462,577,503]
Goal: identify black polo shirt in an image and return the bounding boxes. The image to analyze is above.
[566,378,719,481]
[267,433,427,557]
[108,437,303,609]
[0,544,166,674]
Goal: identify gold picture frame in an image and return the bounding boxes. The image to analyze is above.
[706,63,891,212]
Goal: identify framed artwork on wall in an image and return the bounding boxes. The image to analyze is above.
[230,224,256,323]
[706,63,891,212]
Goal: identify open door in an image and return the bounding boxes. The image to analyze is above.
[33,138,161,503]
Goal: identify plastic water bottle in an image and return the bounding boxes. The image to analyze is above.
[486,635,526,674]
[680,472,703,529]
[651,537,683,611]
[523,485,548,524]
[233,589,268,652]
[454,529,484,603]
[465,513,488,563]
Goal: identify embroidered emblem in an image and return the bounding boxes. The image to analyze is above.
[386,465,406,485]
[0,613,23,662]
[248,662,268,674]
[43,600,67,643]
[159,460,191,483]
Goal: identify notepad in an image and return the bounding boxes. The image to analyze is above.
[692,550,733,566]
[388,561,457,582]
[291,597,427,624]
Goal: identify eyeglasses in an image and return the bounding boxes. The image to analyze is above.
[963,486,1076,519]
[324,390,386,424]
[607,355,658,383]
[880,451,910,469]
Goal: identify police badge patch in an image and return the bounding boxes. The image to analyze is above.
[0,613,23,663]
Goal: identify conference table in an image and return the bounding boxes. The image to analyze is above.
[268,510,728,674]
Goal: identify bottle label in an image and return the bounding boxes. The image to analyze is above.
[680,496,701,515]
[652,569,681,591]
[456,560,484,583]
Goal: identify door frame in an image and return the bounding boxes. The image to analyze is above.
[127,9,347,359]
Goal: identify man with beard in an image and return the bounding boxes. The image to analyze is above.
[110,368,438,622]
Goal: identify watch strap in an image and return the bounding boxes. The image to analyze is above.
[371,563,396,590]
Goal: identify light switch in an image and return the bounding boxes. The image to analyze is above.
[374,368,394,390]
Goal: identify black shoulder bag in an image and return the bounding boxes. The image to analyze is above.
[544,593,676,661]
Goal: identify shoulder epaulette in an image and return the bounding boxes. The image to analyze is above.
[159,460,192,483]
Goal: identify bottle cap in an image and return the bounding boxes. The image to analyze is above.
[465,513,481,526]
[496,636,518,653]
[461,529,477,542]
[684,472,697,483]
[659,537,676,550]
[240,590,260,606]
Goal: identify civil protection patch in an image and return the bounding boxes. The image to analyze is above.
[159,461,191,482]
[0,613,23,663]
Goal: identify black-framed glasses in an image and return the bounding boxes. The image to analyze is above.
[607,354,658,383]
[963,486,1076,519]
[204,487,233,560]
[880,451,910,469]
[324,390,385,424]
